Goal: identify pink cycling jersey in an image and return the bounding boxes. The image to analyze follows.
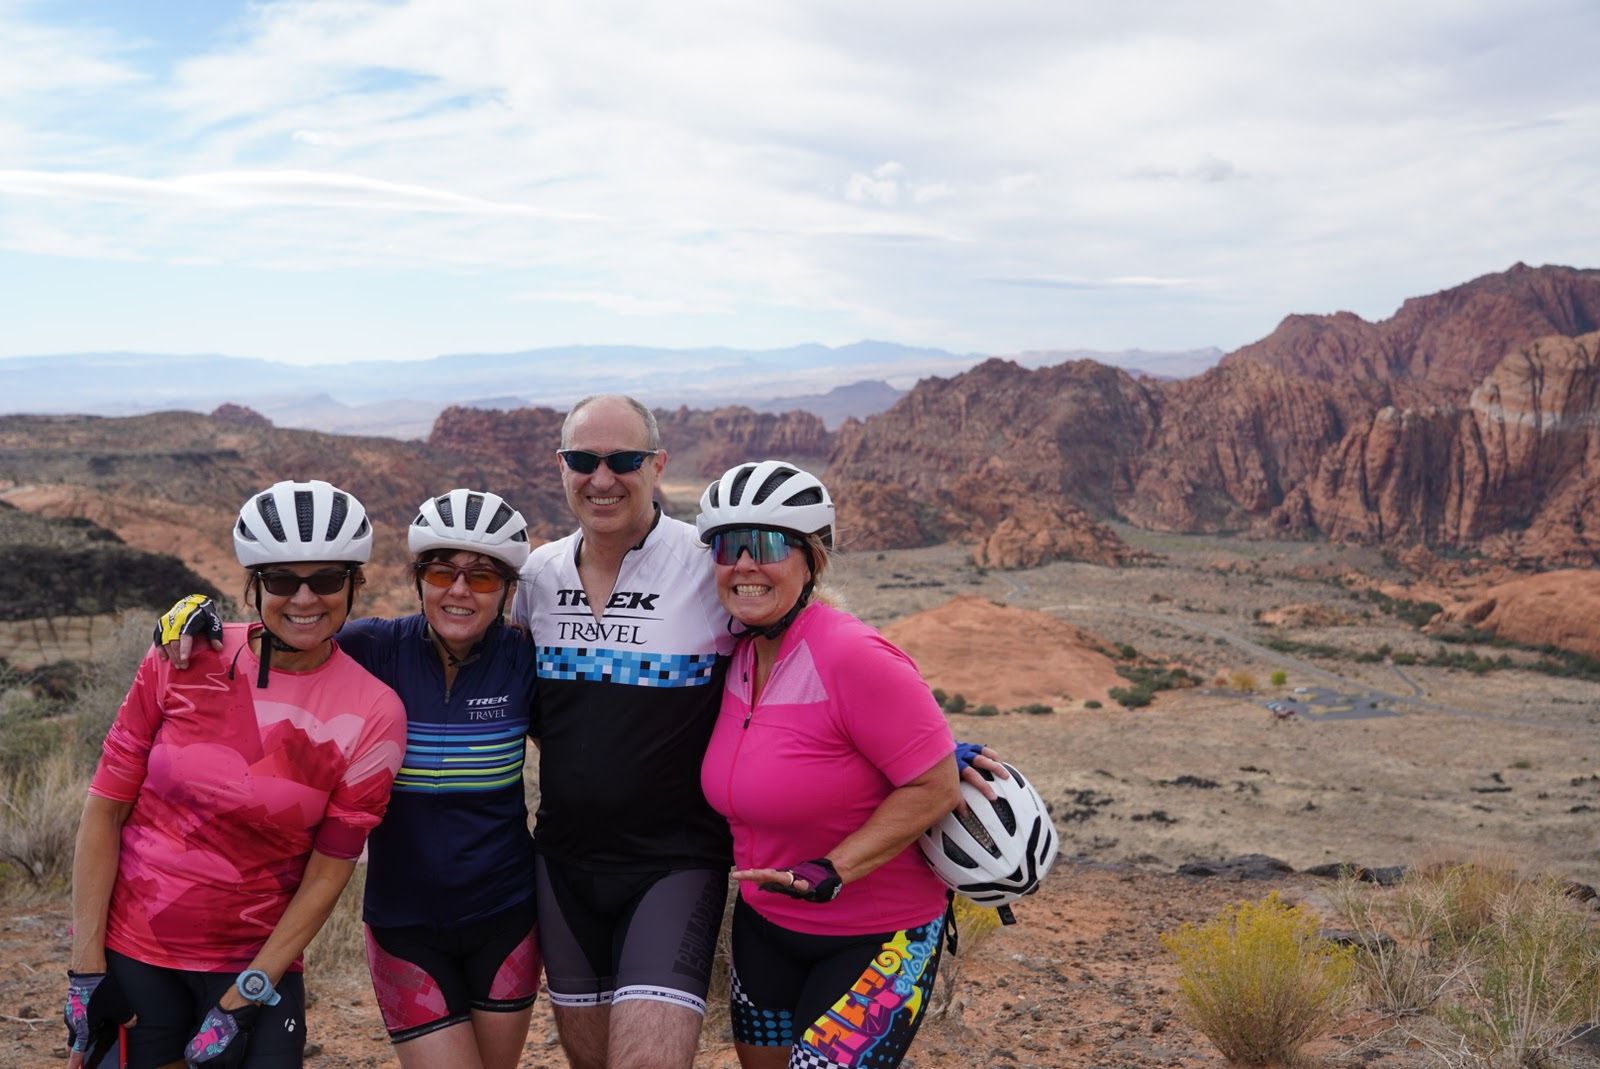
[90,623,406,972]
[701,602,954,937]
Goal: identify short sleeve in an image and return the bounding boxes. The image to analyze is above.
[89,649,170,803]
[311,687,407,860]
[833,632,954,787]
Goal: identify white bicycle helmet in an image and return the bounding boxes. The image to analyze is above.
[919,763,1059,907]
[408,489,531,571]
[234,479,373,567]
[696,460,835,545]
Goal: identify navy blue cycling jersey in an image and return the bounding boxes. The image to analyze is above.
[338,614,538,929]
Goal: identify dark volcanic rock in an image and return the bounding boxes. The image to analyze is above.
[1177,854,1295,880]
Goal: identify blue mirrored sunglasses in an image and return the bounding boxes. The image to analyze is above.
[710,528,804,566]
[557,449,659,475]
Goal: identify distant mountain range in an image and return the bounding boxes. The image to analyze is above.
[0,341,1222,438]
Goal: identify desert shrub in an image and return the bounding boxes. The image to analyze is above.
[1014,703,1054,715]
[0,747,89,895]
[1083,699,1102,709]
[1270,670,1288,687]
[1410,854,1524,954]
[1327,875,1452,1017]
[932,687,948,707]
[1162,892,1353,1065]
[1117,643,1138,660]
[1229,670,1258,693]
[1109,686,1151,708]
[942,692,968,715]
[1440,876,1600,1068]
[969,704,1000,717]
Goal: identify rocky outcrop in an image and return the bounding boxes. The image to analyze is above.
[0,614,125,672]
[1290,333,1600,564]
[1434,570,1600,659]
[827,263,1600,567]
[656,406,831,476]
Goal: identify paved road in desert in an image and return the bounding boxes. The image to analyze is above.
[991,572,1585,734]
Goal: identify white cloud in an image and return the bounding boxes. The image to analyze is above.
[0,0,1597,361]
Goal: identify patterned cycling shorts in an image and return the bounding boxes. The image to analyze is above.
[728,897,946,1069]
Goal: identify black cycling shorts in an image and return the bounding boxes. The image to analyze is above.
[364,896,540,1043]
[534,855,727,1015]
[104,949,307,1069]
[728,897,946,1069]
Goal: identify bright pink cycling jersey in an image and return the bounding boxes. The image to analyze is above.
[90,624,406,972]
[701,602,954,937]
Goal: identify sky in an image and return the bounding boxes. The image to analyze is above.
[2,0,1597,366]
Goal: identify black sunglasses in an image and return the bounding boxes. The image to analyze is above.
[710,528,804,566]
[557,449,659,475]
[256,568,353,597]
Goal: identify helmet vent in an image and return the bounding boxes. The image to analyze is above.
[292,490,317,542]
[464,492,485,528]
[257,493,287,542]
[326,492,350,541]
[435,495,454,526]
[784,487,823,507]
[955,808,1001,857]
[412,512,430,527]
[729,466,755,504]
[487,502,514,534]
[992,798,1018,836]
[940,833,977,868]
[236,517,257,542]
[752,466,799,504]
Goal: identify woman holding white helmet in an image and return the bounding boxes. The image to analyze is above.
[696,461,962,1069]
[67,480,407,1069]
[151,487,541,1069]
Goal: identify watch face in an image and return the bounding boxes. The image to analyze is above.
[239,972,269,1000]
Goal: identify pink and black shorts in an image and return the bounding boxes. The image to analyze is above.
[364,897,540,1044]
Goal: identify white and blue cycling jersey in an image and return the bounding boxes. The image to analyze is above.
[338,613,538,929]
[512,510,735,871]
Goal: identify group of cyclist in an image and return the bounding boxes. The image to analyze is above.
[64,393,1057,1069]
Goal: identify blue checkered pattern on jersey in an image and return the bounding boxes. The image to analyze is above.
[535,646,719,687]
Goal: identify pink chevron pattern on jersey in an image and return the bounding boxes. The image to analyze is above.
[91,625,406,972]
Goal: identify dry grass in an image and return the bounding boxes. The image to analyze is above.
[1162,891,1354,1065]
[304,862,371,982]
[0,747,89,898]
[1331,860,1600,1069]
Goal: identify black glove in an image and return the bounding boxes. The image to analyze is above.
[153,595,223,653]
[761,858,843,902]
[183,1002,261,1068]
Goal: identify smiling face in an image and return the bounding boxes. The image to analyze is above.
[715,540,812,630]
[255,562,353,651]
[417,550,509,655]
[559,396,666,545]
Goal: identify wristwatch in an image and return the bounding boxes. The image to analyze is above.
[235,969,282,1006]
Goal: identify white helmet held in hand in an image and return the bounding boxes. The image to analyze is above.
[696,460,835,546]
[409,489,531,571]
[919,762,1059,907]
[234,479,373,567]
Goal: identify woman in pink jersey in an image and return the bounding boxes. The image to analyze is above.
[697,461,962,1069]
[65,480,407,1069]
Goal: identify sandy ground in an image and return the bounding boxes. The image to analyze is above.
[5,529,1599,1067]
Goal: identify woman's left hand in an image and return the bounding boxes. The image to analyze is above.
[956,743,1010,801]
[732,858,842,902]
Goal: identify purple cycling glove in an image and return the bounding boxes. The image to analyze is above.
[761,858,843,902]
